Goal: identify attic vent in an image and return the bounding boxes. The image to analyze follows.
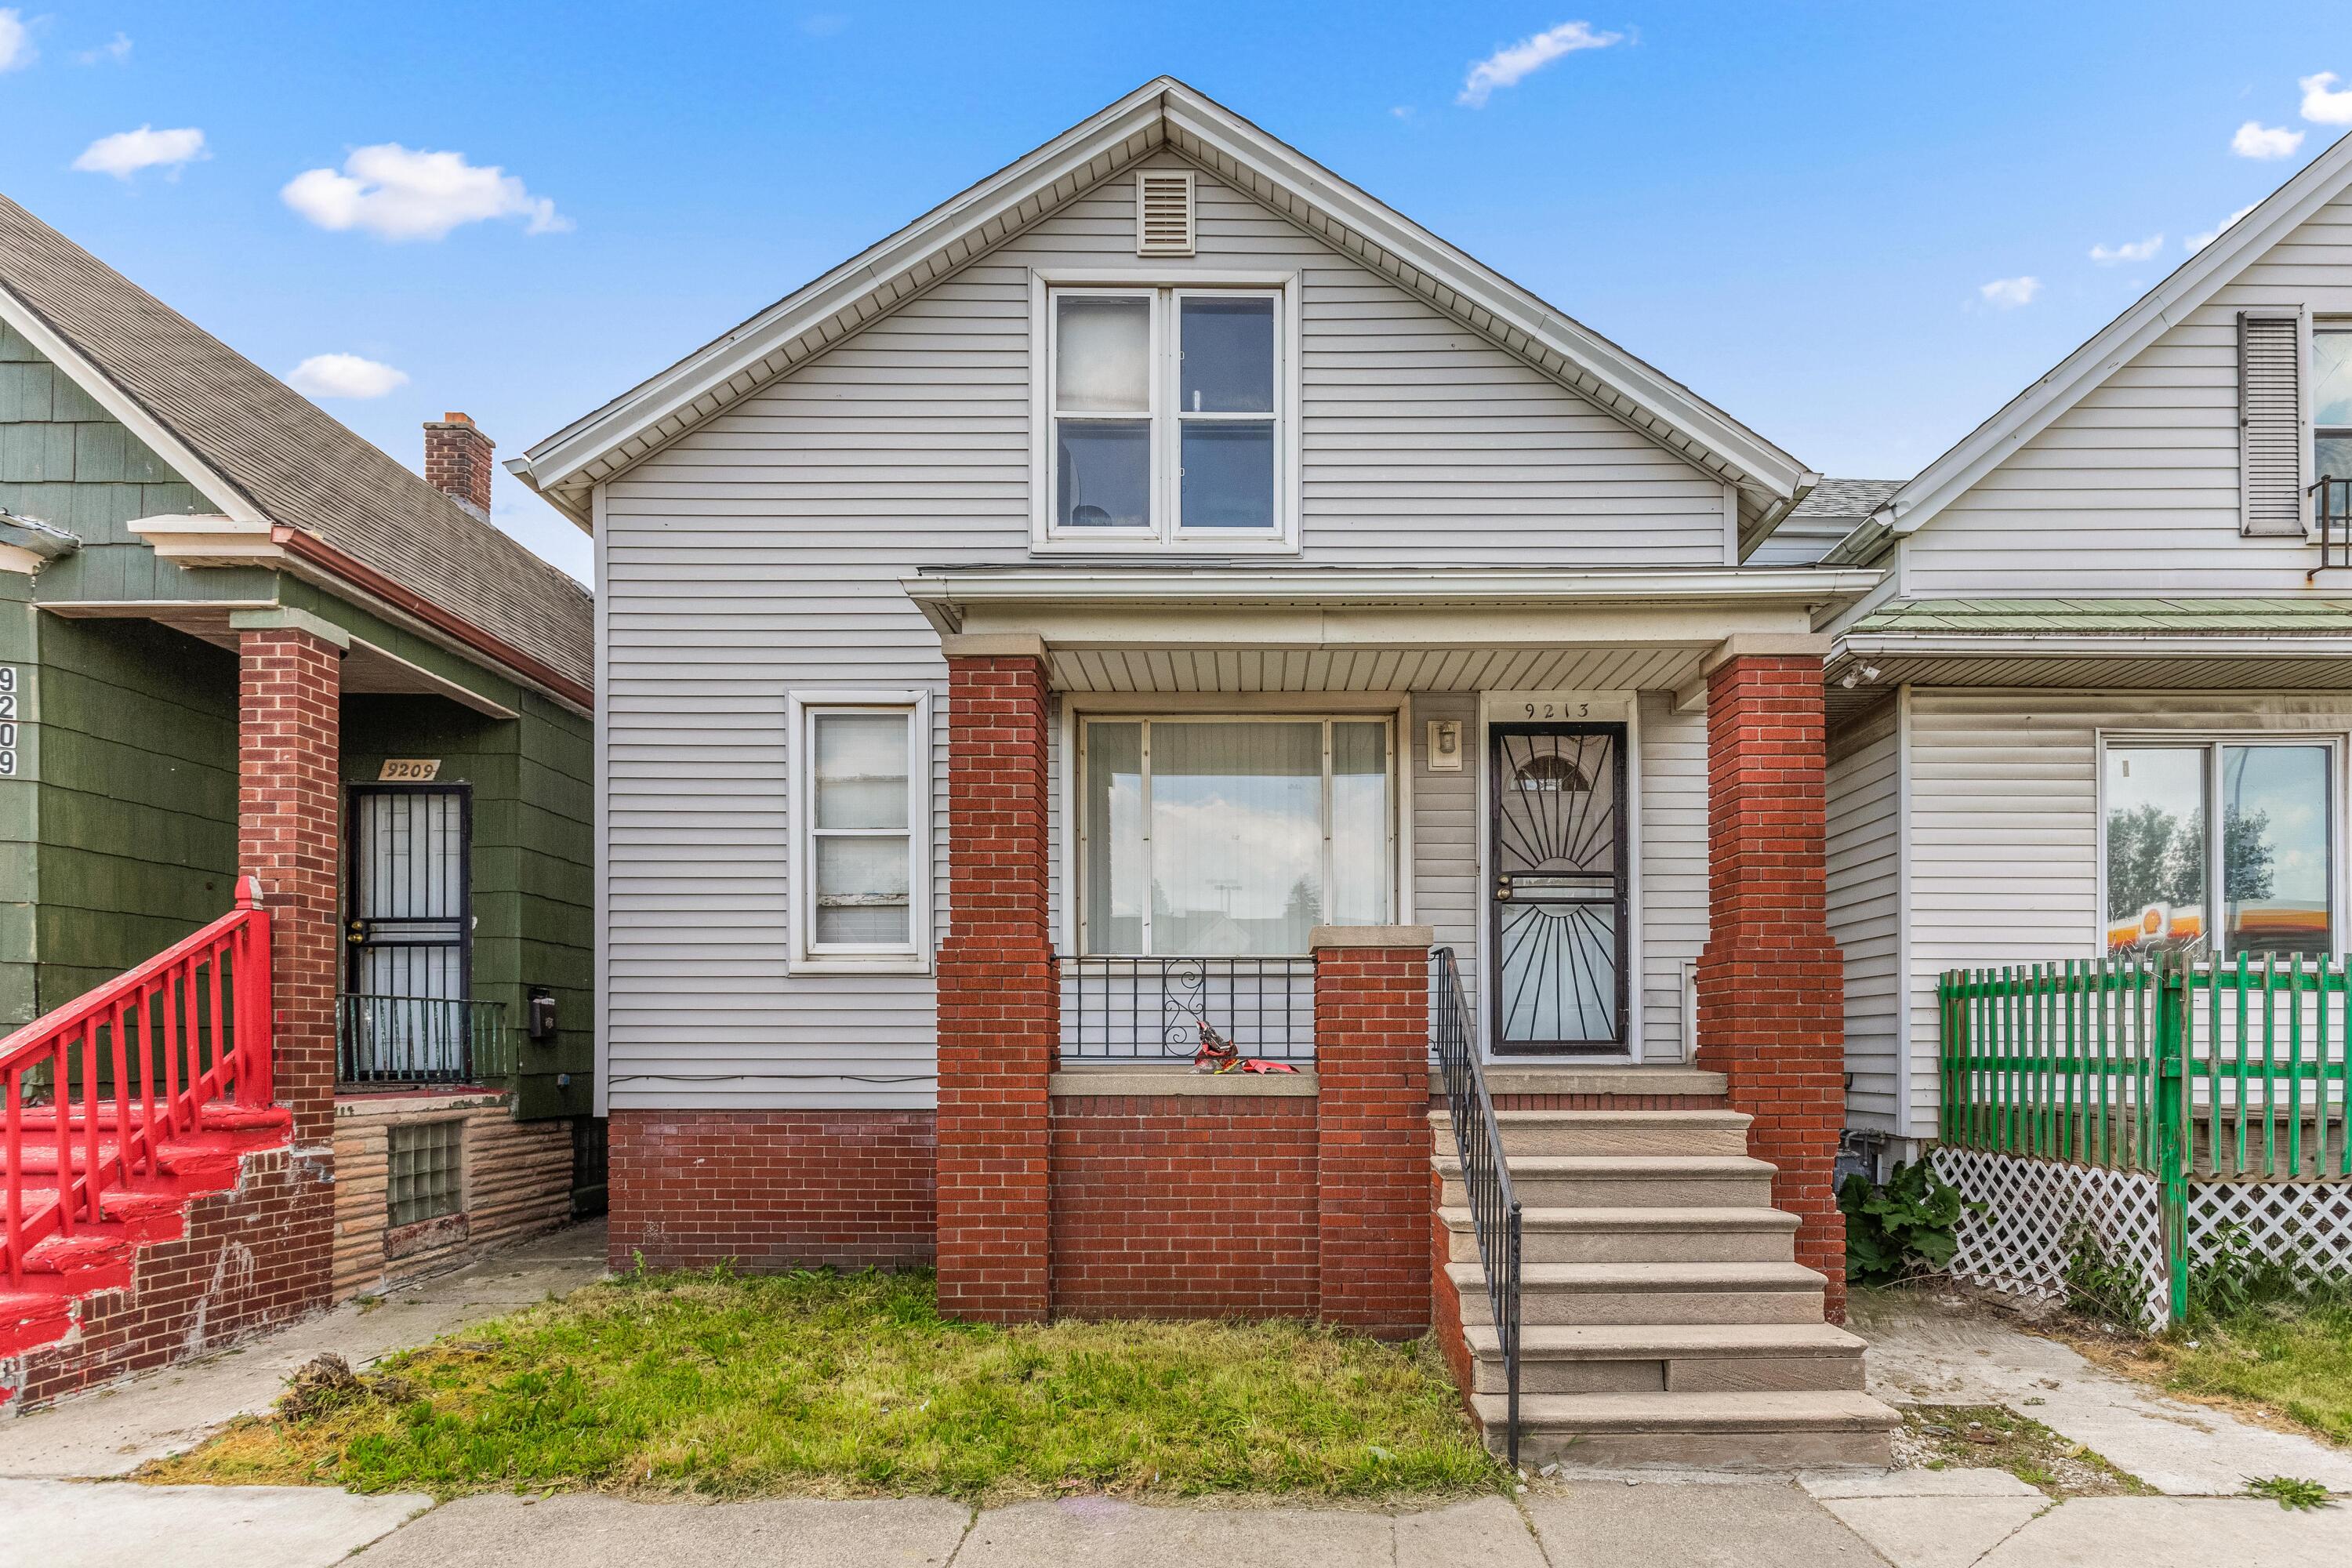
[2240,308,2307,538]
[1136,171,1195,257]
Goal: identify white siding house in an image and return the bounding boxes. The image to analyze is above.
[1820,127,2352,1160]
[524,79,1871,1121]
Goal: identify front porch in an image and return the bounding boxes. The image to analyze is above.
[904,563,1873,1338]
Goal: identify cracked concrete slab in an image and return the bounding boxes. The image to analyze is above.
[1525,1480,1887,1566]
[5,1478,430,1568]
[953,1497,1396,1568]
[348,1494,971,1567]
[1980,1496,2352,1566]
[1854,1290,2352,1496]
[1817,1494,2051,1568]
[0,1221,607,1479]
[1393,1496,1548,1566]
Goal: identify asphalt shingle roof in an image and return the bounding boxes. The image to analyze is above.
[0,193,590,694]
[1789,477,1904,518]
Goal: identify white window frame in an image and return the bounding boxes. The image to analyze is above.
[788,690,932,974]
[1029,268,1302,555]
[1073,710,1397,957]
[2094,731,2347,961]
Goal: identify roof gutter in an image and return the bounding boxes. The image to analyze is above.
[270,525,593,710]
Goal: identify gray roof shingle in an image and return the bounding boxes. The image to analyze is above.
[0,193,590,695]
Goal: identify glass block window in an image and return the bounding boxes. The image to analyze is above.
[387,1120,465,1227]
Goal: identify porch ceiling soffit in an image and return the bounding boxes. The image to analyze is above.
[904,567,1881,661]
[513,78,1816,536]
[1823,633,2352,722]
[34,600,518,718]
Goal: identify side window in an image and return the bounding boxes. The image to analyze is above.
[792,697,929,968]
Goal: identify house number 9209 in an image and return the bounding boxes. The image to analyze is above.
[1522,702,1592,720]
[0,666,20,777]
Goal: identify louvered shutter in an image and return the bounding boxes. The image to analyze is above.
[1135,172,1194,257]
[2240,308,2309,536]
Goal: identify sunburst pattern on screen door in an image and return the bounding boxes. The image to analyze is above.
[1493,728,1621,1047]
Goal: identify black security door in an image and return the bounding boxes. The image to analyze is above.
[1487,724,1628,1053]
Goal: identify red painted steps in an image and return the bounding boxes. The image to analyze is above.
[0,1098,292,1362]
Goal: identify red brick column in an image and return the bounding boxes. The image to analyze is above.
[238,622,344,1152]
[935,644,1057,1323]
[1314,924,1435,1339]
[1694,644,1848,1320]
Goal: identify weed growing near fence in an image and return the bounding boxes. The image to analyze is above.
[1839,1160,1980,1287]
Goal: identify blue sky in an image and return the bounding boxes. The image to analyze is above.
[2,3,2347,582]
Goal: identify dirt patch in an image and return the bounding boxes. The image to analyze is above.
[1896,1404,2154,1497]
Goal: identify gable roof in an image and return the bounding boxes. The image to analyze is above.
[1832,128,2352,565]
[0,193,591,697]
[1747,477,1904,566]
[512,77,1816,542]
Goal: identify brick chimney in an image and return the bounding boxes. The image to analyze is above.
[423,412,495,520]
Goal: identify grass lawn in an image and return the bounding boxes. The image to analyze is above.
[143,1267,1502,1504]
[2089,1298,2352,1446]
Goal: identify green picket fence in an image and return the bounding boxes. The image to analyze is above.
[1939,952,2352,1320]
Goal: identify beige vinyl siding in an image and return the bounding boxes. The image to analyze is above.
[1828,696,1903,1131]
[1900,688,2352,1139]
[1902,191,2352,596]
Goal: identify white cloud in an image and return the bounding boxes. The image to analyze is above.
[1458,20,1622,107]
[281,144,569,241]
[2232,120,2305,159]
[2300,71,2352,125]
[2089,233,2162,265]
[2187,202,2259,253]
[285,353,409,400]
[76,31,130,64]
[0,9,33,71]
[1978,275,2042,310]
[1391,105,1415,120]
[72,125,206,179]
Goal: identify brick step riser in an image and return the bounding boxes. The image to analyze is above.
[1446,1227,1796,1265]
[1468,1352,1867,1396]
[1497,1427,1891,1468]
[1441,1174,1776,1209]
[1457,1288,1827,1328]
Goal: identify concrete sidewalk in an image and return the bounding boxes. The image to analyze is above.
[11,1473,2347,1568]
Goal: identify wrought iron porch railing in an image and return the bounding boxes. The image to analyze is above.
[1060,955,1316,1062]
[1431,945,1521,1470]
[337,995,514,1087]
[2309,475,2350,579]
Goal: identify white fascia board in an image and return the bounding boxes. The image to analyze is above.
[0,282,267,527]
[517,83,1174,496]
[1162,87,1813,505]
[1882,128,2352,541]
[906,565,1882,626]
[1839,630,2352,660]
[518,77,1814,516]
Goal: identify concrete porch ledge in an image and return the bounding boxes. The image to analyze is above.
[1049,1065,1318,1097]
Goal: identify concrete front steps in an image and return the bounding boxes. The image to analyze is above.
[1434,1100,1896,1469]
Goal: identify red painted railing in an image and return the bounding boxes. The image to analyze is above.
[1,877,272,1288]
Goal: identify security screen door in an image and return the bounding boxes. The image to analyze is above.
[1488,724,1628,1054]
[347,785,471,1076]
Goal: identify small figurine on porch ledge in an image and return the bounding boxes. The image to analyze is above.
[1191,1018,1301,1075]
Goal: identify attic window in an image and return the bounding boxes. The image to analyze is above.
[1136,172,1195,257]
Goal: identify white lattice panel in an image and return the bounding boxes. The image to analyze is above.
[1932,1147,2170,1327]
[2188,1181,2352,1275]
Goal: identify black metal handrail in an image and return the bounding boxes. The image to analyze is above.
[2310,475,2350,580]
[1430,946,1521,1469]
[1061,955,1315,1062]
[337,995,513,1086]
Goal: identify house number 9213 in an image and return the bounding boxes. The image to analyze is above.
[1522,702,1592,720]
